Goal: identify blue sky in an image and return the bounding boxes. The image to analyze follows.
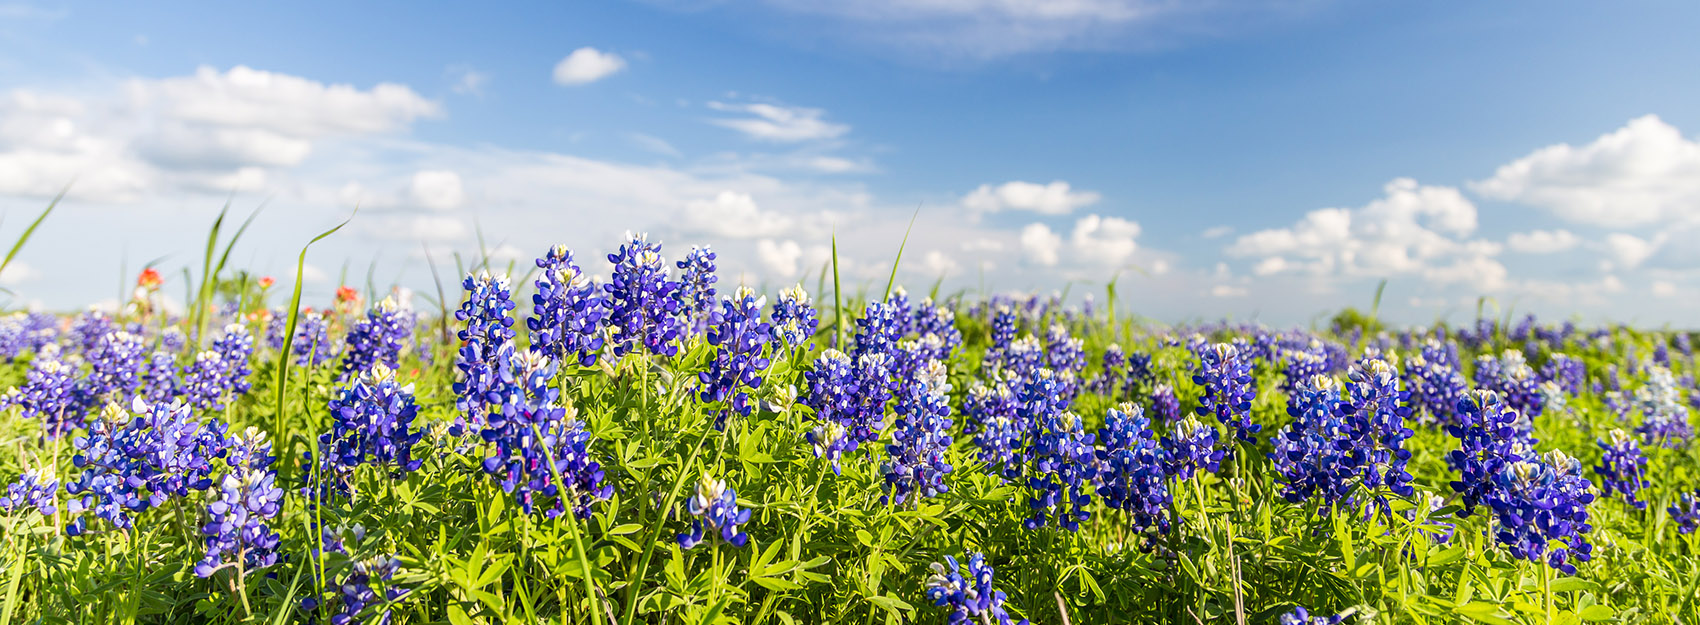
[2,1,1699,326]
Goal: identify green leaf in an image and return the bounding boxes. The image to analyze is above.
[1578,605,1615,622]
[1455,602,1515,625]
[866,595,913,614]
[1548,577,1601,593]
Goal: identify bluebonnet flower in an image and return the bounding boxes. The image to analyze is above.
[323,363,423,478]
[1021,371,1097,531]
[159,327,188,353]
[526,246,606,367]
[194,466,283,578]
[768,285,819,354]
[0,311,58,361]
[1486,450,1595,574]
[885,287,915,338]
[883,359,954,504]
[0,469,58,516]
[1635,366,1692,445]
[1271,375,1352,507]
[1671,492,1700,534]
[480,348,612,519]
[1403,342,1468,427]
[1088,344,1126,396]
[1096,403,1172,536]
[139,351,180,403]
[3,350,83,436]
[912,299,962,361]
[700,286,773,425]
[677,474,751,549]
[1541,354,1586,396]
[333,555,406,625]
[1193,342,1260,444]
[181,351,234,411]
[966,374,1023,478]
[292,311,337,366]
[453,271,516,432]
[603,232,686,358]
[1475,351,1545,420]
[80,330,147,407]
[1447,391,1534,517]
[676,245,718,336]
[213,323,255,395]
[1151,383,1181,424]
[924,553,1027,625]
[1342,360,1416,499]
[981,306,1018,371]
[341,298,413,380]
[1165,415,1224,479]
[1045,323,1086,398]
[1594,429,1647,509]
[803,349,859,473]
[1279,607,1345,625]
[68,311,116,354]
[67,399,229,534]
[1282,350,1328,397]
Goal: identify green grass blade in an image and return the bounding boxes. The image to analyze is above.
[273,208,358,466]
[831,230,845,349]
[0,188,64,300]
[881,204,921,301]
[422,243,452,344]
[193,200,232,346]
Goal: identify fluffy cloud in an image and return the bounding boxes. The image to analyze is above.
[1603,232,1662,269]
[1473,115,1700,227]
[1019,222,1061,266]
[707,101,849,142]
[921,250,959,277]
[0,262,38,286]
[962,180,1099,215]
[1227,178,1501,290]
[683,191,795,238]
[757,238,804,277]
[1505,229,1579,254]
[1652,281,1679,298]
[409,170,466,211]
[1069,214,1140,266]
[552,47,627,85]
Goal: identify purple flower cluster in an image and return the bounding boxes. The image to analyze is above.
[700,286,773,425]
[1635,366,1692,445]
[803,349,860,473]
[603,233,685,358]
[1671,492,1700,534]
[1279,607,1345,625]
[967,375,1023,477]
[1474,351,1544,421]
[3,352,83,436]
[0,311,57,361]
[1541,353,1586,396]
[676,245,718,336]
[1021,371,1097,531]
[480,348,612,519]
[80,330,147,408]
[527,246,607,367]
[1486,451,1595,574]
[883,359,954,504]
[1594,428,1647,509]
[323,364,423,478]
[292,311,338,366]
[1165,415,1224,479]
[453,271,516,432]
[1151,383,1181,424]
[924,553,1027,625]
[1095,403,1172,535]
[334,555,406,625]
[1193,342,1260,445]
[194,429,283,578]
[0,469,58,516]
[67,399,229,535]
[1447,391,1535,517]
[1403,340,1468,427]
[341,298,414,380]
[768,285,819,354]
[677,474,751,549]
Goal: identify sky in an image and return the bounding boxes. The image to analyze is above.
[1,1,1699,327]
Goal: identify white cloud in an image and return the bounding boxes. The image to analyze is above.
[756,238,804,277]
[921,249,959,276]
[448,65,488,96]
[1506,229,1579,254]
[552,47,627,86]
[131,65,440,137]
[1019,222,1061,266]
[1211,284,1248,297]
[962,180,1100,215]
[409,170,466,211]
[707,101,849,142]
[629,133,682,157]
[1473,115,1700,227]
[1069,214,1139,266]
[1227,178,1497,290]
[1652,281,1679,297]
[1604,232,1662,269]
[683,191,794,238]
[1201,225,1233,239]
[961,237,1003,252]
[0,261,38,286]
[362,214,469,242]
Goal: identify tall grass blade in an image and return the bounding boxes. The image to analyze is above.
[273,209,358,463]
[0,188,64,304]
[831,230,845,348]
[192,201,232,346]
[881,204,921,301]
[423,243,452,344]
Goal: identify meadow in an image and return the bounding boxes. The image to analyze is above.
[1,204,1698,625]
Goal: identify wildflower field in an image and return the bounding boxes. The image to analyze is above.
[2,207,1699,625]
